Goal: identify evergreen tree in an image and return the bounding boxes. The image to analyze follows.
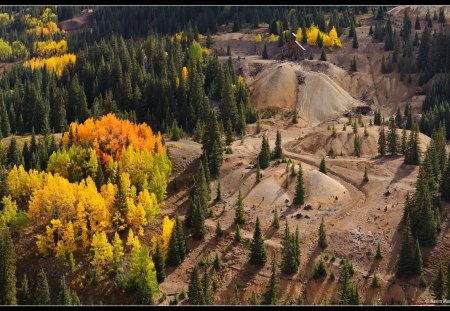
[234,224,242,242]
[378,126,386,156]
[415,16,421,30]
[188,265,203,305]
[292,109,298,124]
[318,217,328,249]
[432,263,446,300]
[232,285,240,305]
[7,136,21,166]
[225,119,234,146]
[248,291,260,305]
[58,276,72,305]
[112,166,128,232]
[263,251,279,305]
[34,269,51,305]
[213,253,222,271]
[397,211,415,277]
[320,48,327,61]
[352,31,359,49]
[272,209,280,230]
[190,196,205,240]
[234,190,245,225]
[319,157,327,174]
[363,167,369,182]
[375,242,383,259]
[153,240,166,282]
[0,227,17,305]
[202,110,223,177]
[338,259,353,305]
[413,239,423,276]
[371,273,381,288]
[258,135,271,169]
[249,217,266,266]
[175,214,187,261]
[201,270,214,304]
[17,274,32,305]
[350,56,357,72]
[293,163,305,205]
[262,43,269,59]
[256,158,261,183]
[216,181,222,201]
[354,135,361,157]
[215,221,223,238]
[272,129,282,159]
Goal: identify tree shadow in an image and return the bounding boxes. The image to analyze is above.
[386,219,405,276]
[389,163,415,186]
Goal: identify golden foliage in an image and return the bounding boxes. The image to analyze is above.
[150,215,174,258]
[34,40,68,58]
[306,24,342,48]
[23,54,76,76]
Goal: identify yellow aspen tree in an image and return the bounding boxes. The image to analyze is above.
[112,232,124,270]
[296,27,303,41]
[126,228,140,248]
[137,189,159,221]
[90,231,114,274]
[255,34,262,43]
[151,215,175,257]
[126,198,147,236]
[0,195,18,225]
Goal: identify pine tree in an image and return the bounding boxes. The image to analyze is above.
[216,180,222,201]
[58,275,72,305]
[363,167,369,182]
[175,214,187,261]
[387,116,398,155]
[17,274,32,305]
[0,227,17,305]
[263,251,279,305]
[234,224,242,242]
[413,238,423,276]
[202,110,223,177]
[272,130,282,159]
[371,273,381,288]
[262,43,269,59]
[319,157,327,174]
[234,190,245,225]
[213,253,222,271]
[397,211,415,277]
[34,269,51,305]
[272,208,280,230]
[432,263,446,300]
[249,217,266,265]
[248,291,260,305]
[232,285,240,305]
[112,166,128,232]
[188,265,204,305]
[415,16,421,30]
[293,163,305,205]
[225,119,234,146]
[292,109,298,124]
[258,136,271,169]
[7,136,21,166]
[201,270,214,304]
[215,221,223,238]
[378,126,386,156]
[352,31,359,49]
[350,56,357,72]
[256,158,261,183]
[318,217,328,249]
[190,196,205,240]
[153,240,166,282]
[375,242,383,259]
[354,135,361,157]
[320,48,327,61]
[338,259,352,305]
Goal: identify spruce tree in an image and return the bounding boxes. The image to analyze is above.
[375,242,383,259]
[258,136,270,169]
[378,126,386,156]
[272,130,282,159]
[248,292,260,305]
[234,190,245,225]
[432,263,446,300]
[0,227,17,305]
[232,285,240,305]
[293,163,305,205]
[216,181,222,201]
[58,275,72,305]
[175,214,187,261]
[213,253,222,271]
[153,240,166,282]
[318,217,328,249]
[256,158,261,183]
[320,48,327,61]
[387,116,398,155]
[354,135,361,157]
[352,31,359,49]
[263,251,279,305]
[112,166,128,232]
[201,271,214,304]
[34,269,51,305]
[17,274,32,305]
[415,16,421,30]
[215,221,223,237]
[226,119,234,146]
[413,238,423,276]
[7,136,20,166]
[319,157,327,174]
[190,196,205,240]
[188,265,204,305]
[363,167,369,182]
[249,217,266,266]
[397,212,415,277]
[272,208,280,230]
[292,109,298,124]
[234,224,242,242]
[338,259,352,305]
[262,43,268,59]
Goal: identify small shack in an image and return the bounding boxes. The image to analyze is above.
[288,33,306,60]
